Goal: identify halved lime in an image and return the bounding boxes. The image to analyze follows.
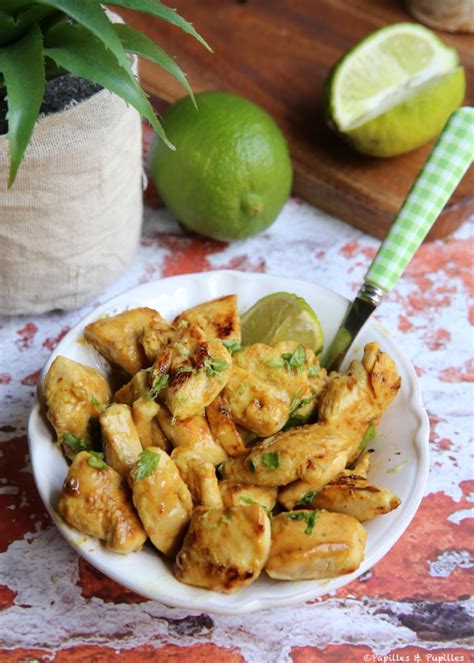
[325,23,464,156]
[241,292,324,353]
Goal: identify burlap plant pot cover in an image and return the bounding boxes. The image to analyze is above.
[0,88,143,315]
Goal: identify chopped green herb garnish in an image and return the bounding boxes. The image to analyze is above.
[222,339,242,356]
[295,490,319,508]
[267,359,284,368]
[174,342,189,356]
[289,390,316,416]
[239,495,259,506]
[63,432,91,453]
[134,449,160,480]
[203,357,230,377]
[308,365,319,377]
[287,509,319,535]
[148,368,169,399]
[248,459,257,473]
[177,319,189,329]
[262,452,280,469]
[358,422,376,455]
[281,345,307,373]
[87,451,108,471]
[175,365,194,375]
[238,381,248,394]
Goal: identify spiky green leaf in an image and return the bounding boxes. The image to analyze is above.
[0,24,45,186]
[38,0,133,74]
[107,0,211,51]
[113,23,195,107]
[44,22,173,148]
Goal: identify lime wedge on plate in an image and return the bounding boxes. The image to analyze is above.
[241,292,324,353]
[325,23,465,156]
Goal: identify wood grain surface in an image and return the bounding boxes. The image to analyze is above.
[117,0,474,240]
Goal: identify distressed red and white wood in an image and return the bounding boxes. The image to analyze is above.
[0,126,472,660]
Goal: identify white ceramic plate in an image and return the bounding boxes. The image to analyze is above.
[28,270,429,614]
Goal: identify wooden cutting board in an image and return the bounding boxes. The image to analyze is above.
[118,0,474,240]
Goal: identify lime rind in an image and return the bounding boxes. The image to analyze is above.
[328,22,459,131]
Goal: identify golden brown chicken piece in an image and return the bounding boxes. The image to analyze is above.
[265,510,366,580]
[141,312,175,363]
[173,295,241,343]
[114,371,150,405]
[223,424,349,487]
[131,398,168,450]
[219,480,278,512]
[171,443,226,508]
[222,366,289,437]
[99,404,142,477]
[313,470,401,521]
[156,408,215,449]
[233,342,401,497]
[58,451,146,554]
[206,396,246,457]
[174,504,271,592]
[44,356,112,460]
[84,307,157,375]
[222,342,327,437]
[155,323,233,419]
[129,447,192,557]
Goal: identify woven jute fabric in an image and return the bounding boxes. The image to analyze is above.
[0,89,143,315]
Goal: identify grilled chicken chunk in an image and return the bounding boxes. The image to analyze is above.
[141,312,175,363]
[58,451,146,554]
[44,356,112,460]
[267,342,401,500]
[222,342,327,437]
[156,408,215,449]
[131,398,168,450]
[313,471,401,521]
[99,404,142,477]
[114,371,150,405]
[219,480,278,512]
[265,510,366,580]
[206,395,246,456]
[174,504,271,592]
[223,424,349,487]
[171,442,226,508]
[129,448,192,557]
[222,366,289,437]
[84,307,157,375]
[173,295,241,343]
[158,323,233,419]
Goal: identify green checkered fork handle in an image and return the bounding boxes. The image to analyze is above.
[366,107,474,293]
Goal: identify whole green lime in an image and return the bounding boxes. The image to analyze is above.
[149,91,293,241]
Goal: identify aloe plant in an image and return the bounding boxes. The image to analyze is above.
[0,0,210,187]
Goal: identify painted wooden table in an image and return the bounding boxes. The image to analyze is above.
[0,172,472,660]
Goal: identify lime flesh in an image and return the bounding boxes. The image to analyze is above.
[241,292,324,354]
[325,22,464,157]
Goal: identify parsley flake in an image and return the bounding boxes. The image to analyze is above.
[358,422,376,455]
[295,490,319,508]
[267,359,284,368]
[287,509,319,535]
[281,345,307,374]
[203,357,230,377]
[262,452,280,469]
[222,339,242,356]
[175,365,194,375]
[174,342,189,356]
[177,319,189,329]
[239,495,259,506]
[135,449,160,480]
[87,451,108,471]
[308,365,319,377]
[63,432,91,453]
[148,368,169,399]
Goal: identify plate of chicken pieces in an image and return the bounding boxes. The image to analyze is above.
[28,270,429,614]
